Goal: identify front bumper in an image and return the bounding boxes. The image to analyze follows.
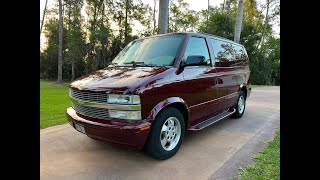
[66,107,152,149]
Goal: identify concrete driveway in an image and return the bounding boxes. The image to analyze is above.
[40,86,280,180]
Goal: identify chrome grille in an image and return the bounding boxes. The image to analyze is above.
[70,88,108,104]
[72,102,109,119]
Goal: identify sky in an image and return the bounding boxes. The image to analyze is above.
[40,0,279,47]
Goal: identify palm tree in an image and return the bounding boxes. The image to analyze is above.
[40,0,48,39]
[206,0,209,31]
[158,0,169,34]
[234,0,244,43]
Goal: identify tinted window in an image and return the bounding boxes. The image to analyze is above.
[183,37,211,66]
[112,35,183,66]
[210,39,235,67]
[233,45,247,61]
[232,44,249,66]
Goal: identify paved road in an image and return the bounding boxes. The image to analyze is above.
[40,86,280,180]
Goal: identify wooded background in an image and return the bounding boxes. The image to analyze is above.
[40,0,280,85]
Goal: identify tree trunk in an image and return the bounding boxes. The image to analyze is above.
[153,0,156,35]
[125,0,129,43]
[158,0,169,34]
[257,0,270,49]
[222,0,226,12]
[71,60,75,81]
[206,0,209,32]
[87,0,100,73]
[226,0,231,12]
[40,0,48,39]
[234,0,244,43]
[57,0,63,84]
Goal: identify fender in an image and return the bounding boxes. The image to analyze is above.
[238,83,251,98]
[239,83,246,90]
[147,97,189,121]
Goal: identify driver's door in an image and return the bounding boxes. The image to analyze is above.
[179,36,219,126]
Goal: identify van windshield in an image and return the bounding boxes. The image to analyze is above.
[111,35,184,67]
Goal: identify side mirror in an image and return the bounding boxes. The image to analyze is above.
[181,55,207,67]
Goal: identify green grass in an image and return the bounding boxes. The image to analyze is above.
[40,80,71,129]
[238,130,280,180]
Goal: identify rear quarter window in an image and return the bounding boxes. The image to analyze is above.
[232,44,249,66]
[210,39,234,67]
[210,38,249,67]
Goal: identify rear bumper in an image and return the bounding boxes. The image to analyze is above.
[66,107,152,149]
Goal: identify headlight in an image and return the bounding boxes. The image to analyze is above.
[108,94,140,104]
[109,110,141,120]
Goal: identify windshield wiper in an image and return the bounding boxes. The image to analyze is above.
[124,61,153,67]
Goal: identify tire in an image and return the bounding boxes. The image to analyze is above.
[145,107,185,160]
[231,91,246,118]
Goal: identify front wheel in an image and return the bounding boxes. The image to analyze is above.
[145,107,185,160]
[231,91,246,118]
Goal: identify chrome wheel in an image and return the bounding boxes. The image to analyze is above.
[238,96,245,114]
[160,117,181,151]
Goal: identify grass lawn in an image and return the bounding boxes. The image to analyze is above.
[40,80,71,129]
[239,129,280,179]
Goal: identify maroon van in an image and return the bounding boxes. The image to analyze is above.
[66,32,251,159]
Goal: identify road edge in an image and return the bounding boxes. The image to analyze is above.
[208,112,280,180]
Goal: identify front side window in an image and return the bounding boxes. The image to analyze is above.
[112,35,184,67]
[183,37,211,66]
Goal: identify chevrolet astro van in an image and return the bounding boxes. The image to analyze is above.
[66,32,251,160]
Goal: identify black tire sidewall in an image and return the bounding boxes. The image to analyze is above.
[145,107,185,160]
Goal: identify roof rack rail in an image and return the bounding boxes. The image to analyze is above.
[197,32,236,43]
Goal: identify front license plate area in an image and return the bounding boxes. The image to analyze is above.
[74,123,86,134]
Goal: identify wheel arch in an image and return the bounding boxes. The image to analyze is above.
[147,97,190,130]
[239,83,248,99]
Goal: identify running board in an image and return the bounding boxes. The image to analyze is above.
[188,108,236,131]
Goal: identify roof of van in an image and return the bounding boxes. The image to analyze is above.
[138,32,243,46]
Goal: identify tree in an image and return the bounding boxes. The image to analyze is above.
[158,0,169,34]
[257,0,279,48]
[40,0,48,39]
[64,0,85,80]
[57,0,64,84]
[40,0,279,85]
[234,0,244,43]
[206,0,209,31]
[124,0,133,44]
[199,9,234,39]
[168,0,198,32]
[153,0,157,35]
[85,0,104,73]
[41,18,67,80]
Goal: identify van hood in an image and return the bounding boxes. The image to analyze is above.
[70,66,168,93]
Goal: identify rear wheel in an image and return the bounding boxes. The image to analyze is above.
[145,107,185,160]
[231,91,246,118]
